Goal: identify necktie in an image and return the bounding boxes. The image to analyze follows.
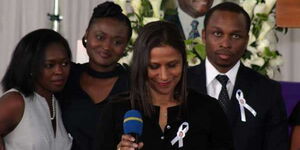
[216,75,231,115]
[188,20,200,39]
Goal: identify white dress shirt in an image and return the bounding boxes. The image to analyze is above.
[205,59,240,100]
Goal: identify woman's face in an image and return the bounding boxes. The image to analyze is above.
[148,45,183,97]
[85,18,129,70]
[35,43,70,95]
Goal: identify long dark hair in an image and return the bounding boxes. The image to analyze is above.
[82,1,132,47]
[130,21,188,117]
[1,29,72,97]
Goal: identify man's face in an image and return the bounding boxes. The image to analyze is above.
[202,10,249,73]
[178,0,214,18]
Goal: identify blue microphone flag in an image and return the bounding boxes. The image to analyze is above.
[123,110,143,136]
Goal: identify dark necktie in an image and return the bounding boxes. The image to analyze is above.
[216,75,231,115]
[188,20,200,39]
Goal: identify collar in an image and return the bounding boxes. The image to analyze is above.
[178,6,205,39]
[205,59,240,86]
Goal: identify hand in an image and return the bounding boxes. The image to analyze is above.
[117,134,143,150]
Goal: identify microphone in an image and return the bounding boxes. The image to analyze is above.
[123,110,143,146]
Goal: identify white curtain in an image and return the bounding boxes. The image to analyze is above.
[0,0,299,94]
[0,0,52,84]
[277,29,300,82]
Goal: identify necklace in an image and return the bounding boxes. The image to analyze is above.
[50,95,56,120]
[84,63,124,78]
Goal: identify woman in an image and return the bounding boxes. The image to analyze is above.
[0,29,72,150]
[58,2,132,150]
[96,21,234,150]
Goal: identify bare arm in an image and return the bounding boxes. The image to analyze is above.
[0,92,25,150]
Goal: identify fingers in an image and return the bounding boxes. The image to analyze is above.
[137,142,144,149]
[117,134,142,150]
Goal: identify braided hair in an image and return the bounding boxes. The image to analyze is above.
[82,1,132,47]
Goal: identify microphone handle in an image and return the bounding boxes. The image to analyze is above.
[129,133,139,150]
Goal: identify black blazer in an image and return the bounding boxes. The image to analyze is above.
[187,62,289,150]
[164,12,186,40]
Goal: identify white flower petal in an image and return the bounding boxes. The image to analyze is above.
[269,55,283,67]
[253,3,268,15]
[266,67,274,78]
[257,39,270,52]
[149,0,162,18]
[131,0,142,15]
[240,0,257,18]
[258,21,273,41]
[265,0,276,13]
[118,51,133,65]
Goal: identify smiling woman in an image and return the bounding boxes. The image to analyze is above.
[56,2,133,150]
[95,21,234,150]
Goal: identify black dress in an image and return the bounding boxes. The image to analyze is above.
[58,63,130,150]
[95,90,234,150]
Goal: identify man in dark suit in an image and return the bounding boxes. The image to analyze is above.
[187,2,288,150]
[164,0,214,39]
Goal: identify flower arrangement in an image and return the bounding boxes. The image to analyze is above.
[115,0,166,64]
[116,0,286,78]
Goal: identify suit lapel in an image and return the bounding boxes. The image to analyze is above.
[189,62,207,94]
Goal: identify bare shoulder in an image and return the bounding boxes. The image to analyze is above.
[0,91,25,110]
[0,91,25,134]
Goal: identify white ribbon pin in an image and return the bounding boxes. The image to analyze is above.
[236,89,257,122]
[171,122,189,148]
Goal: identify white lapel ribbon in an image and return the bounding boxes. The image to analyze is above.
[236,89,257,122]
[171,122,189,148]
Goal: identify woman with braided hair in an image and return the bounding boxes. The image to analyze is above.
[57,2,132,150]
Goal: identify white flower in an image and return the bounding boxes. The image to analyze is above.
[266,67,274,78]
[258,21,273,41]
[143,17,160,25]
[240,0,257,18]
[242,58,252,68]
[131,30,138,42]
[269,55,283,67]
[253,3,268,15]
[248,29,256,46]
[257,39,270,52]
[265,0,276,14]
[114,0,127,15]
[131,0,142,15]
[247,46,258,53]
[118,50,133,65]
[249,53,265,67]
[264,30,277,51]
[149,0,162,18]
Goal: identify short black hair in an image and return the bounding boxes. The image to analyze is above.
[82,1,132,47]
[204,2,251,32]
[1,29,72,96]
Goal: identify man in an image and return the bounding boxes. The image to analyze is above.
[164,0,214,39]
[187,2,288,150]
